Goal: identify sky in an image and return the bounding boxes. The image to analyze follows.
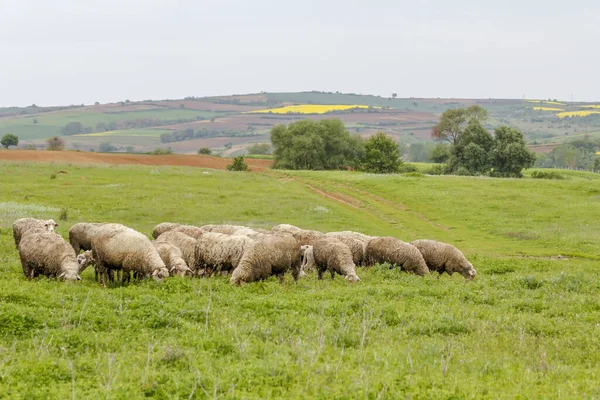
[0,0,598,107]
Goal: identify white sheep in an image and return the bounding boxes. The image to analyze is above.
[152,240,192,277]
[18,230,82,281]
[13,218,58,248]
[155,231,201,274]
[196,232,255,276]
[152,222,181,239]
[312,238,360,282]
[364,236,429,276]
[411,239,477,280]
[230,235,302,285]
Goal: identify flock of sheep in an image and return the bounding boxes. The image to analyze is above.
[12,218,477,285]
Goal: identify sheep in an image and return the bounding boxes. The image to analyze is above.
[326,231,373,254]
[271,224,302,234]
[152,222,181,239]
[152,240,192,277]
[271,224,325,245]
[77,250,95,273]
[196,232,255,275]
[231,235,302,285]
[364,236,429,276]
[312,238,360,282]
[171,225,206,239]
[18,230,82,281]
[13,218,59,248]
[300,244,315,275]
[323,232,365,266]
[155,231,201,274]
[68,222,106,253]
[411,239,476,280]
[200,224,249,235]
[91,228,169,285]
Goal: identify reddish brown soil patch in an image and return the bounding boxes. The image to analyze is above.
[528,144,559,153]
[0,150,273,172]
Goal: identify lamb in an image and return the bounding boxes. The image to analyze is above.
[152,222,181,239]
[91,228,169,285]
[312,238,360,282]
[200,224,249,235]
[152,240,192,277]
[411,239,476,280]
[364,236,429,276]
[155,231,201,274]
[231,235,302,285]
[13,218,59,248]
[323,232,365,266]
[18,230,82,281]
[196,232,255,275]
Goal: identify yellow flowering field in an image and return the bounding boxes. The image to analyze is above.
[580,105,600,109]
[533,107,564,111]
[247,104,378,114]
[556,111,600,118]
[525,100,564,105]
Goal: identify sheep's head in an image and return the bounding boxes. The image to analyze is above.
[345,274,361,283]
[152,268,170,282]
[58,271,81,281]
[44,219,58,232]
[446,257,477,280]
[77,250,95,273]
[170,262,192,277]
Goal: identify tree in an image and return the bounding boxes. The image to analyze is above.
[430,143,450,163]
[361,132,402,173]
[432,105,488,145]
[1,134,18,149]
[392,93,397,99]
[98,142,117,152]
[224,142,233,150]
[490,127,535,177]
[198,147,212,155]
[46,136,65,151]
[271,119,364,170]
[247,143,272,155]
[61,121,83,136]
[226,156,249,171]
[447,121,494,174]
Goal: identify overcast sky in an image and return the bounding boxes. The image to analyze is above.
[1,0,598,107]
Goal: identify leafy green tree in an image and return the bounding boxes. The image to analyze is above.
[430,143,450,163]
[1,133,18,149]
[271,119,364,170]
[447,121,494,174]
[432,105,488,145]
[61,121,83,136]
[361,132,402,173]
[247,143,272,155]
[98,142,117,152]
[46,136,65,151]
[224,142,233,150]
[198,147,212,155]
[490,126,535,177]
[226,156,249,171]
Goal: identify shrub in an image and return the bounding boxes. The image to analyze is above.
[454,166,471,176]
[426,165,444,175]
[226,156,250,171]
[59,207,68,221]
[198,147,212,155]
[150,147,173,155]
[46,136,65,151]
[398,163,418,173]
[531,170,565,180]
[247,143,272,155]
[98,142,117,152]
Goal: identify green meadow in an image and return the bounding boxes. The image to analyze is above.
[0,161,599,399]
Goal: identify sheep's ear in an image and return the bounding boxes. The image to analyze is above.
[77,275,82,281]
[58,272,65,279]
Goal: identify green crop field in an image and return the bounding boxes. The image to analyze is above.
[0,109,224,141]
[0,162,599,398]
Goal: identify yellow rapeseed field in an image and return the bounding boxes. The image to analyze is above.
[533,107,564,111]
[525,100,564,105]
[580,105,600,109]
[247,104,379,114]
[556,111,600,118]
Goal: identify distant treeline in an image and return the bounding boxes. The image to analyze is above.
[535,138,600,170]
[60,118,200,136]
[159,127,259,143]
[0,104,83,118]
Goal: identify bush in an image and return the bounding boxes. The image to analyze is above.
[454,166,471,176]
[247,143,272,155]
[361,132,402,174]
[425,165,444,175]
[98,142,117,152]
[1,133,18,149]
[150,147,173,155]
[398,163,418,173]
[226,156,250,171]
[59,207,68,221]
[531,170,565,180]
[198,147,212,155]
[46,136,65,151]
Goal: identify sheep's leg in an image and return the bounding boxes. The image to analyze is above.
[330,270,335,280]
[317,269,324,280]
[278,273,285,284]
[29,267,35,280]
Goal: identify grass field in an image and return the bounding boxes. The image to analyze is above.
[0,109,223,141]
[73,129,172,138]
[1,163,600,398]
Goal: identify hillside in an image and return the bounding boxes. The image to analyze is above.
[1,92,600,155]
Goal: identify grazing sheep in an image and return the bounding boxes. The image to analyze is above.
[312,238,360,282]
[271,224,302,234]
[300,244,315,274]
[200,224,248,235]
[91,228,169,285]
[323,232,365,266]
[231,235,302,285]
[68,222,106,253]
[364,236,429,276]
[152,240,192,277]
[18,230,81,281]
[77,250,95,273]
[13,218,59,248]
[326,231,373,254]
[411,240,476,280]
[155,231,200,273]
[171,225,206,239]
[196,232,254,275]
[152,222,181,239]
[272,224,325,245]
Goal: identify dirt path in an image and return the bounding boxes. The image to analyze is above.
[0,150,273,172]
